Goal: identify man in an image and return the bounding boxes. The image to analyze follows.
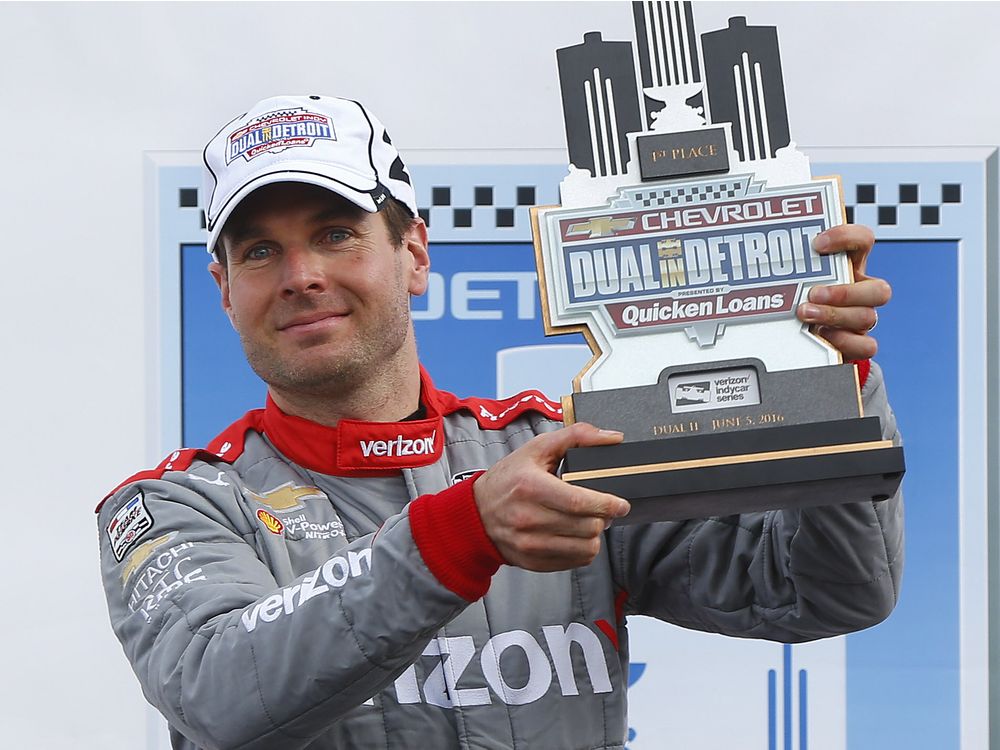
[98,95,901,750]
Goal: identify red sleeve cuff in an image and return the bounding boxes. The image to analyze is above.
[409,472,504,602]
[851,358,871,390]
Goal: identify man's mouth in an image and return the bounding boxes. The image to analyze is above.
[277,311,348,333]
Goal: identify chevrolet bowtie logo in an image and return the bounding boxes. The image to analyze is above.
[249,483,326,511]
[565,216,637,239]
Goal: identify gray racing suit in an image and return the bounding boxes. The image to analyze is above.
[97,364,903,750]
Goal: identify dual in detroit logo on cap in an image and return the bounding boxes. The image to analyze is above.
[227,108,336,163]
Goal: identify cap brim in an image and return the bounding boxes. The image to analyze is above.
[207,161,380,256]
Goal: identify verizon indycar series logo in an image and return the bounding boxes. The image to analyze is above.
[555,188,836,334]
[227,108,335,163]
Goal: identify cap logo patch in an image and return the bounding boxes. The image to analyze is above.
[227,108,336,164]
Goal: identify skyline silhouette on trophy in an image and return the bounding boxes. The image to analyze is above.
[557,2,795,180]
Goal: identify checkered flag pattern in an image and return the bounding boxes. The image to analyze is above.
[185,177,962,235]
[416,184,537,230]
[845,182,961,226]
[622,180,746,209]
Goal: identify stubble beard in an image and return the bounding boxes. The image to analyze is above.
[237,279,414,401]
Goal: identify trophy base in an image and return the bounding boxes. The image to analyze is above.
[562,418,904,525]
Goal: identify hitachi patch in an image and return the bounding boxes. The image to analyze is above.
[121,532,176,585]
[107,491,154,562]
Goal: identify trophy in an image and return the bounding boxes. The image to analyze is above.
[532,2,905,524]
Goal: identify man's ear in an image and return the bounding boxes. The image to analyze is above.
[208,259,237,327]
[403,218,431,296]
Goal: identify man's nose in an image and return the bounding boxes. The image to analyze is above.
[280,246,328,297]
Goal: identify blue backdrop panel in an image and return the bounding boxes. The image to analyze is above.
[180,244,266,447]
[848,240,959,750]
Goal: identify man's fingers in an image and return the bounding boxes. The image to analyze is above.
[813,326,878,360]
[509,468,630,520]
[520,421,624,468]
[812,224,876,275]
[797,303,878,333]
[509,534,606,572]
[504,501,616,539]
[807,278,892,308]
[798,278,890,337]
[479,474,628,571]
[473,424,630,572]
[537,480,631,520]
[797,230,889,359]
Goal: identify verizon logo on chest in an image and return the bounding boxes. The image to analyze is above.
[338,417,443,470]
[360,431,436,458]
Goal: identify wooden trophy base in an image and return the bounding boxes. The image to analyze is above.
[561,361,904,525]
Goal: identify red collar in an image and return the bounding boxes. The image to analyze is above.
[259,404,441,477]
[246,367,444,476]
[189,366,562,479]
[198,366,559,477]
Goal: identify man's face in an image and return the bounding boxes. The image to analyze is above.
[210,183,429,398]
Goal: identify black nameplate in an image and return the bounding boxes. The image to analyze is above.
[570,361,862,441]
[563,417,885,474]
[637,127,730,181]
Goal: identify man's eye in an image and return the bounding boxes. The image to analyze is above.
[324,229,351,243]
[244,245,273,261]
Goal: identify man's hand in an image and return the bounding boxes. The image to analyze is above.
[796,224,892,360]
[473,422,631,572]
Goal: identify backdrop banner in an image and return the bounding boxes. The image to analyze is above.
[149,149,989,750]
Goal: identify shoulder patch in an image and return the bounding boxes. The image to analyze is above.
[106,490,154,562]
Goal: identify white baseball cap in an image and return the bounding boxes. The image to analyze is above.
[202,94,418,257]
